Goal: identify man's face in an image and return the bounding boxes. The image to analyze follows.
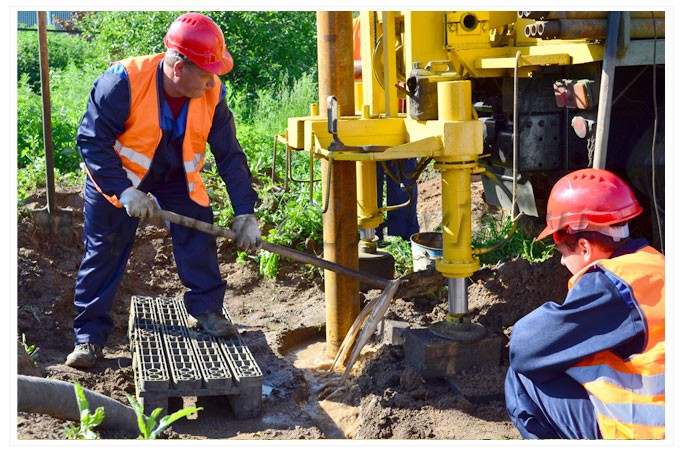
[174,61,217,98]
[555,241,587,275]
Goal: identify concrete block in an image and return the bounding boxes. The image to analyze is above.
[378,319,410,346]
[403,327,501,379]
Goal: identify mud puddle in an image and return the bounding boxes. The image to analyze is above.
[285,337,379,439]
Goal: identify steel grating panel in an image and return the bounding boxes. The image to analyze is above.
[169,299,234,390]
[154,298,203,390]
[129,296,170,392]
[221,336,262,380]
[128,296,263,418]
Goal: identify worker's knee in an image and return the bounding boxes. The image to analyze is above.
[505,368,560,439]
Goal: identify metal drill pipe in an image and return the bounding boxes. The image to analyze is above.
[317,11,359,356]
[524,11,665,20]
[540,18,665,40]
[155,209,389,289]
[448,277,468,316]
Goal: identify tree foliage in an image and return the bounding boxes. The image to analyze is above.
[75,10,318,93]
[207,11,318,91]
[16,27,108,92]
[77,11,176,60]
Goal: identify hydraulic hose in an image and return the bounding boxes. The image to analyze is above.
[17,375,140,434]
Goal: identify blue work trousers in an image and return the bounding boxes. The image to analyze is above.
[72,177,226,345]
[376,159,419,240]
[505,367,602,439]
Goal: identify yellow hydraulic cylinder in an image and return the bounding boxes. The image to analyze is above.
[317,11,360,358]
[438,81,471,123]
[437,164,480,279]
[434,80,481,280]
[356,161,382,232]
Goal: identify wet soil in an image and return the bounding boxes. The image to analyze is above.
[15,174,570,442]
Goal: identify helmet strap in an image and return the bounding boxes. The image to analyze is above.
[567,223,630,240]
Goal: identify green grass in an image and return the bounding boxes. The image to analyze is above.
[377,236,414,277]
[16,29,552,279]
[473,214,555,266]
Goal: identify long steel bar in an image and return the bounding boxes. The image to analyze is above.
[317,11,360,357]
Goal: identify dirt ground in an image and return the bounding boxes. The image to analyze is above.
[15,173,571,443]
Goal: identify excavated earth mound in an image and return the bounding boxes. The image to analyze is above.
[16,177,569,441]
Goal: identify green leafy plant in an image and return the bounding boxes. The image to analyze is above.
[378,236,414,277]
[17,63,98,207]
[472,214,555,266]
[63,382,105,440]
[126,394,202,440]
[17,26,108,93]
[19,333,39,365]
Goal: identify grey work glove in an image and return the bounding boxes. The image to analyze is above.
[232,214,262,250]
[119,187,155,220]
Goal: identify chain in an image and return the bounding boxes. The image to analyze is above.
[586,134,595,167]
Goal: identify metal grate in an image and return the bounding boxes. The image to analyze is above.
[128,296,263,418]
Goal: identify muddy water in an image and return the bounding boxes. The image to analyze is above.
[287,340,376,439]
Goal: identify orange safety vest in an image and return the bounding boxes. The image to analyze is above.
[565,246,665,439]
[91,53,220,207]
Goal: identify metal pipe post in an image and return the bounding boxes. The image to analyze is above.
[37,11,56,216]
[317,11,360,357]
[593,11,620,169]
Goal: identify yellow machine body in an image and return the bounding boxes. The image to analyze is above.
[281,11,665,340]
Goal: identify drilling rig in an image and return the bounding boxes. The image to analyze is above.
[278,11,665,372]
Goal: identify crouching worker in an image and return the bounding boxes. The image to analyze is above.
[66,13,261,368]
[505,168,665,439]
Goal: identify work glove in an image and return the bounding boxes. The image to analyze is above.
[232,214,262,250]
[119,187,155,220]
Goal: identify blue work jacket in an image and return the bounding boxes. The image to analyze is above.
[76,59,258,216]
[509,239,651,383]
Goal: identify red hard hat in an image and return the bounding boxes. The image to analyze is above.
[164,13,233,75]
[536,168,642,241]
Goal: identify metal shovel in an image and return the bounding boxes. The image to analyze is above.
[154,207,402,381]
[31,11,73,236]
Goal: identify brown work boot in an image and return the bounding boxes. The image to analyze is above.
[193,312,238,337]
[65,343,103,368]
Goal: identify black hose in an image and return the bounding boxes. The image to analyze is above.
[17,375,140,434]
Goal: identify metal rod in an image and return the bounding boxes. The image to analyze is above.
[539,18,664,40]
[37,11,56,216]
[448,277,467,316]
[359,228,375,241]
[382,11,398,118]
[316,11,360,356]
[593,12,620,169]
[524,11,665,21]
[155,209,389,290]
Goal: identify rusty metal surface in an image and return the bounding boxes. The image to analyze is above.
[539,18,664,40]
[317,12,361,356]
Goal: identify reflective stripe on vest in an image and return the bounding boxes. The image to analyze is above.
[94,53,220,207]
[565,246,665,439]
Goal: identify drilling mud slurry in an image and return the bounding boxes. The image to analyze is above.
[286,339,379,439]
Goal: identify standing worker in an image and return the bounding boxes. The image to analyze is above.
[66,13,261,368]
[505,168,665,439]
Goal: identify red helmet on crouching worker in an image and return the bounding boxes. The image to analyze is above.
[536,168,643,241]
[164,13,234,75]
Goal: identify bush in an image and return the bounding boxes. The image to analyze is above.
[208,11,318,94]
[76,11,176,61]
[17,64,102,204]
[75,11,318,96]
[17,27,108,93]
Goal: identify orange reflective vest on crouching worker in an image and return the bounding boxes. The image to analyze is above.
[566,246,665,439]
[96,53,219,207]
